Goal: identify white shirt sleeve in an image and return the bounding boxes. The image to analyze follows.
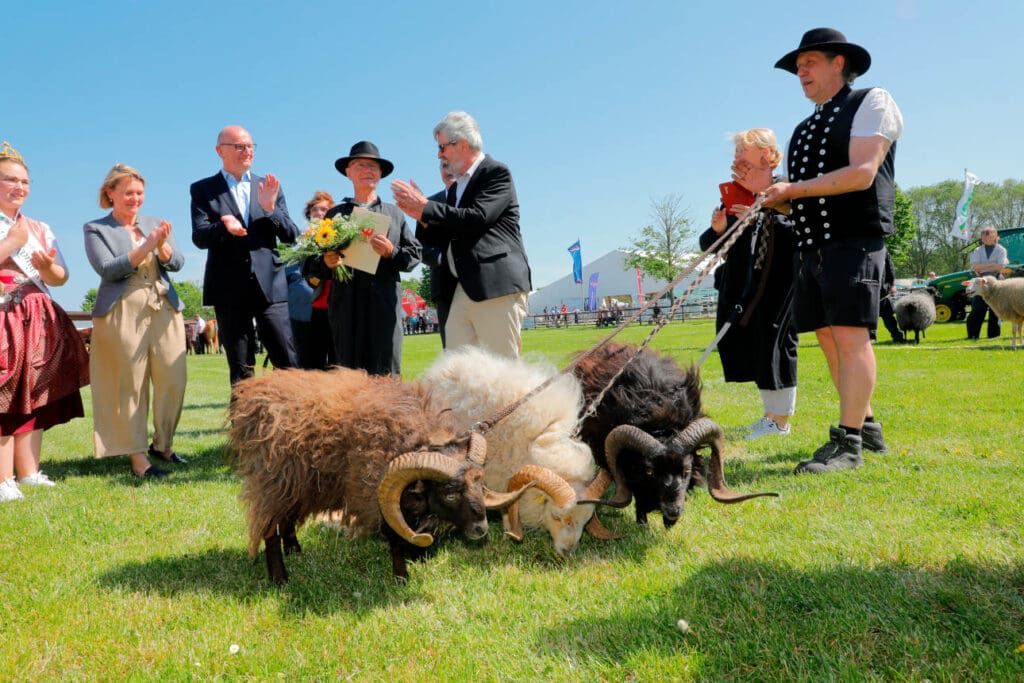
[851,88,904,142]
[40,221,69,271]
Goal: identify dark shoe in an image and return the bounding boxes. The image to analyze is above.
[149,443,187,464]
[861,421,887,453]
[134,465,168,479]
[794,427,863,474]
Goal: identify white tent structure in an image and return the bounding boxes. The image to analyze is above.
[527,248,717,315]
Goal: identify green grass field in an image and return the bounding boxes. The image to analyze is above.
[2,320,1023,681]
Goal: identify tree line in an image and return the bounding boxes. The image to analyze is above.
[621,179,1024,290]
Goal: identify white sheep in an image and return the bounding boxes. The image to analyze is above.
[964,276,1024,349]
[420,347,615,556]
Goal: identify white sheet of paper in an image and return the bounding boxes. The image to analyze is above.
[342,207,390,275]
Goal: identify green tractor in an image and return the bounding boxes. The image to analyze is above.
[929,226,1024,323]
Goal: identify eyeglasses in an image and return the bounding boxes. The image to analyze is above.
[437,141,458,153]
[0,175,30,188]
[219,143,257,152]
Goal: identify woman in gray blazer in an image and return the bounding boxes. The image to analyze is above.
[84,164,187,479]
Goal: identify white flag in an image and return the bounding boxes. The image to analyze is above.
[950,170,981,241]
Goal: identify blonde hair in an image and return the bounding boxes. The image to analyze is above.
[99,163,145,209]
[732,128,783,168]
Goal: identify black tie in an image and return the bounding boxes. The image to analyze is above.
[446,183,458,207]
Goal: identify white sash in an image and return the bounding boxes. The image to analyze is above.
[0,219,49,291]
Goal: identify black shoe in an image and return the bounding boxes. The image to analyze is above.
[149,443,187,464]
[134,466,169,479]
[861,421,888,453]
[794,427,863,474]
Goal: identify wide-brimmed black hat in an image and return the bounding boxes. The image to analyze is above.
[774,27,871,76]
[334,140,394,178]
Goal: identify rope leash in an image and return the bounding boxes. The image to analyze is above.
[458,197,766,441]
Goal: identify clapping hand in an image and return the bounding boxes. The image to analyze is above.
[5,216,28,249]
[390,179,427,221]
[258,173,281,212]
[30,247,57,273]
[221,214,247,237]
[148,220,171,247]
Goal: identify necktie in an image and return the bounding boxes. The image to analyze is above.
[446,182,458,207]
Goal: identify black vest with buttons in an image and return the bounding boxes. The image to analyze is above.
[787,85,896,250]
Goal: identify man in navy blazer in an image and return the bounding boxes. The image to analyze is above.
[190,125,299,385]
[393,111,532,358]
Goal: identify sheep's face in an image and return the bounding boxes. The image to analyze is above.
[621,442,694,528]
[429,466,490,541]
[536,499,594,557]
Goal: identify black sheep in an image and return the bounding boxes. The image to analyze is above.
[574,343,776,527]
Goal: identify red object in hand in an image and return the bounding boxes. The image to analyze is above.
[719,182,756,215]
[361,228,375,239]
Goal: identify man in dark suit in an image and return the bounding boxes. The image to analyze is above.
[190,124,299,386]
[392,111,532,358]
[417,164,456,348]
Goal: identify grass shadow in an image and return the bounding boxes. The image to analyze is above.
[43,443,236,485]
[536,557,1024,680]
[98,531,428,617]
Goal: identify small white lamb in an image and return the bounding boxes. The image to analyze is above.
[964,276,1024,349]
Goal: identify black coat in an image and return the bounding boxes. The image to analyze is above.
[303,198,421,376]
[418,155,532,302]
[699,209,797,390]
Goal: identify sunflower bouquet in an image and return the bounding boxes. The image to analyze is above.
[279,212,377,283]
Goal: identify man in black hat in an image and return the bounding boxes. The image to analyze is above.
[302,141,420,376]
[391,111,532,359]
[753,28,903,474]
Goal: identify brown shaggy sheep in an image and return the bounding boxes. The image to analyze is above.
[228,367,528,583]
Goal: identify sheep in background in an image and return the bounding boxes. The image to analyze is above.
[421,347,616,557]
[228,367,531,583]
[964,276,1024,349]
[893,289,937,344]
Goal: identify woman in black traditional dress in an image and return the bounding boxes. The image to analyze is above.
[700,129,797,440]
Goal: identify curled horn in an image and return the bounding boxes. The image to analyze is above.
[501,465,575,542]
[677,416,779,503]
[584,513,619,540]
[377,450,462,548]
[465,432,487,467]
[579,469,620,539]
[578,425,663,507]
[483,480,534,511]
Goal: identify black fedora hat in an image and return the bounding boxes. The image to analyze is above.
[334,141,394,178]
[774,27,871,76]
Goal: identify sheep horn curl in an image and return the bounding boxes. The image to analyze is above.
[465,432,487,467]
[675,416,779,503]
[578,425,663,508]
[580,469,620,540]
[502,465,576,542]
[377,450,466,548]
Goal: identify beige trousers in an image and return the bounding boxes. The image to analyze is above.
[90,261,186,458]
[444,284,528,359]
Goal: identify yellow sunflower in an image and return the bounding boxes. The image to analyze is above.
[314,225,338,248]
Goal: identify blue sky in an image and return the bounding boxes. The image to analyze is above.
[7,0,1022,312]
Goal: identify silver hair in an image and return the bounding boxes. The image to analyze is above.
[433,111,483,151]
